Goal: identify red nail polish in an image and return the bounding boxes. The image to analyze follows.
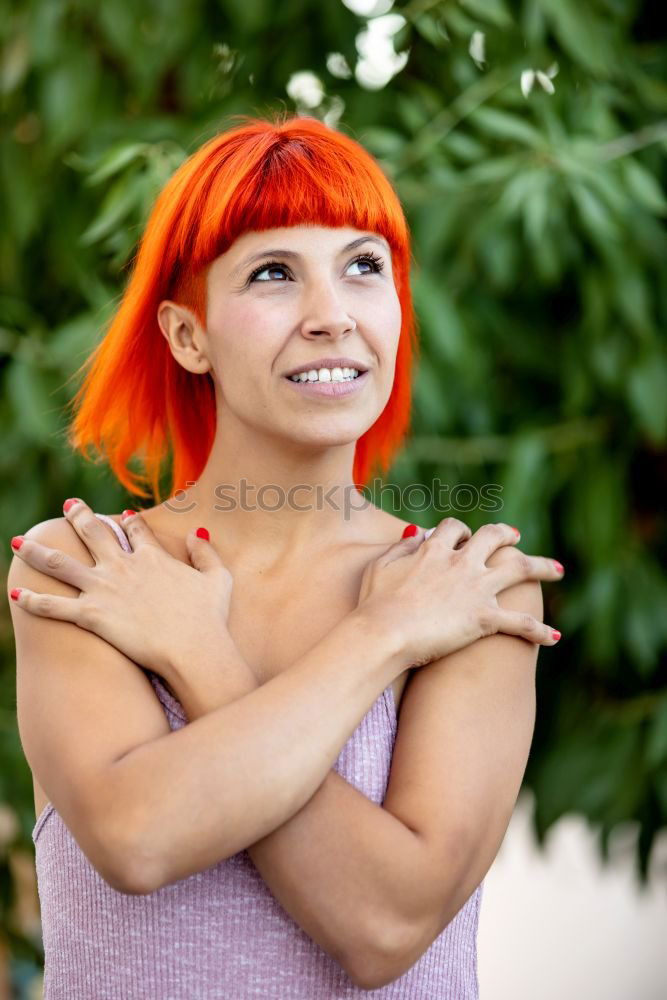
[402,524,418,539]
[551,630,561,641]
[196,527,210,541]
[10,588,22,601]
[553,561,564,574]
[121,509,137,519]
[11,536,23,551]
[511,526,521,537]
[63,498,80,513]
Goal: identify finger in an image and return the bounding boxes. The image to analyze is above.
[488,550,565,592]
[119,508,161,551]
[378,523,427,566]
[9,586,83,625]
[9,535,92,591]
[63,498,122,562]
[494,608,561,645]
[464,521,521,563]
[185,526,229,574]
[423,517,472,549]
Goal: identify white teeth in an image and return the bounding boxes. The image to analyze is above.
[289,366,361,383]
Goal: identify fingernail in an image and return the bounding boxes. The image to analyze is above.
[10,588,22,601]
[511,526,521,538]
[551,630,561,641]
[196,527,210,541]
[11,536,24,551]
[63,498,81,513]
[553,561,564,574]
[121,509,137,520]
[402,524,418,539]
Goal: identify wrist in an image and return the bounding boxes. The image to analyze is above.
[347,607,410,680]
[167,632,260,721]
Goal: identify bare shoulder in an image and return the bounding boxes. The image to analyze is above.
[7,514,172,890]
[360,507,422,545]
[13,513,125,562]
[15,515,93,565]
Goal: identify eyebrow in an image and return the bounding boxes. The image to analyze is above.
[231,235,391,278]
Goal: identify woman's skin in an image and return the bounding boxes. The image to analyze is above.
[149,223,403,565]
[8,223,563,986]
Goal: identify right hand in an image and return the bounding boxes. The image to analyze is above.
[356,518,563,668]
[8,500,237,691]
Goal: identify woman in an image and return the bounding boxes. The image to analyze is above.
[7,114,563,998]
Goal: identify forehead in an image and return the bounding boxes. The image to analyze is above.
[230,224,385,251]
[213,225,391,278]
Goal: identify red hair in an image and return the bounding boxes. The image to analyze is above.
[66,112,420,501]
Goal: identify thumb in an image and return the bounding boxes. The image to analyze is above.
[379,523,426,565]
[401,524,436,541]
[186,526,225,573]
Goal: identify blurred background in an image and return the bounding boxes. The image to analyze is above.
[1,0,666,996]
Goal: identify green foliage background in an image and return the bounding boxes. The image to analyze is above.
[1,0,666,992]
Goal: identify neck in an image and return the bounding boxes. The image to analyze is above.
[157,427,377,571]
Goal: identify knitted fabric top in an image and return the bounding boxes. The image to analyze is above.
[31,512,483,999]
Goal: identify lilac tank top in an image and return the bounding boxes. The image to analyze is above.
[31,513,483,999]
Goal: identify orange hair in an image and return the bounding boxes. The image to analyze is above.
[66,112,420,502]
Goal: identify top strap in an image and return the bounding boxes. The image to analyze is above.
[94,513,132,553]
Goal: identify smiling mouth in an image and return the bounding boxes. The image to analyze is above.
[286,370,362,384]
[283,370,370,397]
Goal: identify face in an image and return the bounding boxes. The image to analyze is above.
[161,224,402,451]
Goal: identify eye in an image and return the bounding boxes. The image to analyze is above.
[248,261,290,283]
[347,252,386,276]
[247,251,386,284]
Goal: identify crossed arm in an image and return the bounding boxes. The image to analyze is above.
[169,554,541,990]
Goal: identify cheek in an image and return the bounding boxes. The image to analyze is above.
[389,296,403,344]
[209,302,279,371]
[370,292,402,354]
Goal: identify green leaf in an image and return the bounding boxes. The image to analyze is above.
[48,314,98,369]
[85,143,150,187]
[412,271,468,367]
[413,363,452,430]
[500,434,548,526]
[621,158,667,216]
[5,360,58,445]
[470,106,543,147]
[460,0,513,28]
[359,127,406,158]
[79,175,142,247]
[442,131,486,163]
[464,153,525,186]
[522,171,553,249]
[627,352,667,443]
[612,263,653,339]
[496,170,545,224]
[537,0,617,76]
[412,13,450,50]
[569,180,622,247]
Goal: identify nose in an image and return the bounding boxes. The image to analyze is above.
[298,280,357,340]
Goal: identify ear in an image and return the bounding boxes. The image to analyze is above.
[157,300,211,375]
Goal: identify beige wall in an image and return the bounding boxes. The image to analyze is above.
[478,790,667,1000]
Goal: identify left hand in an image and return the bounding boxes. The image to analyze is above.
[9,499,235,686]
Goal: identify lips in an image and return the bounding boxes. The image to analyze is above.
[284,369,370,398]
[283,360,370,379]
